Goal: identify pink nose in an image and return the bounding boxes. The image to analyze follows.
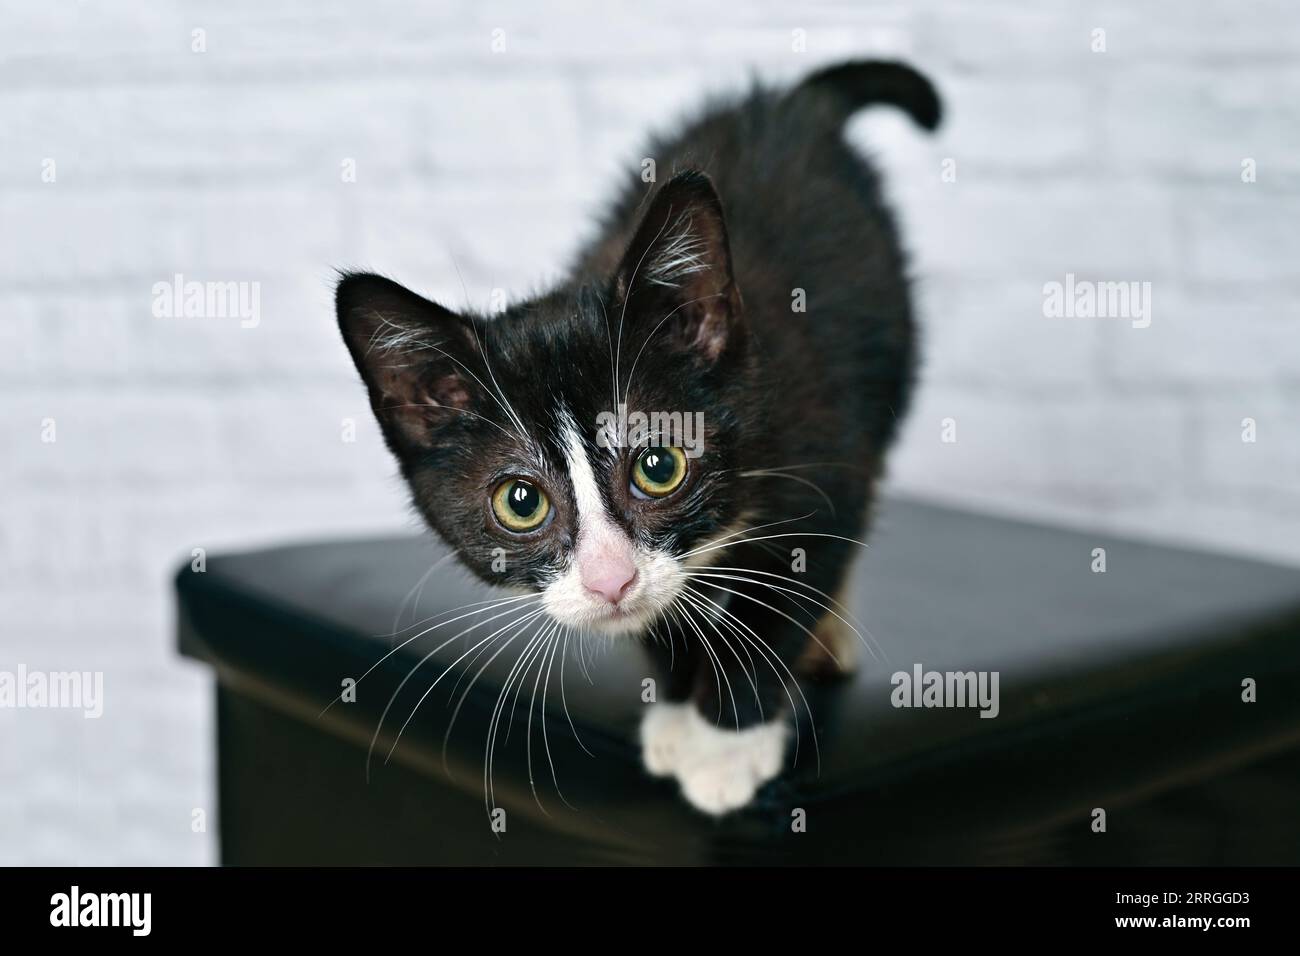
[582,558,638,605]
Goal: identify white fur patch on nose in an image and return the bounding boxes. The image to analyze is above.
[541,416,636,615]
[541,411,684,633]
[567,436,638,605]
[561,416,621,541]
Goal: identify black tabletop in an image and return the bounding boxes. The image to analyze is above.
[177,497,1300,863]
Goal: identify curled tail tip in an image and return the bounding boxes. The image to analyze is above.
[796,59,943,132]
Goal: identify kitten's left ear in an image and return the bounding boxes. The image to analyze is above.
[614,170,743,363]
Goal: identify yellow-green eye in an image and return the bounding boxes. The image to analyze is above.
[491,479,551,532]
[632,446,688,498]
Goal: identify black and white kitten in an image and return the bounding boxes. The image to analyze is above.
[337,60,940,815]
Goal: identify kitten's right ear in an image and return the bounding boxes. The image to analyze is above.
[335,272,478,453]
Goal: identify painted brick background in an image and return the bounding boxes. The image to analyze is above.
[2,1,1297,863]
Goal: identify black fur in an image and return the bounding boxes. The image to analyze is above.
[337,59,939,729]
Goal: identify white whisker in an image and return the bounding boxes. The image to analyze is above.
[735,469,836,514]
[680,584,820,773]
[687,569,884,664]
[677,512,816,560]
[484,625,554,817]
[683,529,872,562]
[380,606,548,769]
[669,595,738,730]
[368,312,530,445]
[619,292,723,412]
[558,627,594,758]
[614,209,674,399]
[537,625,579,810]
[319,592,540,718]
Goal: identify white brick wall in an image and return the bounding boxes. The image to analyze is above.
[2,1,1297,864]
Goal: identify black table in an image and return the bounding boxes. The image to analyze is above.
[175,498,1300,864]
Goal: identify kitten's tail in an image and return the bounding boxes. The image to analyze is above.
[788,60,942,132]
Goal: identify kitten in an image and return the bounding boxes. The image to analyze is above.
[337,60,940,815]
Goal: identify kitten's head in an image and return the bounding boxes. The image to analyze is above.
[338,172,754,636]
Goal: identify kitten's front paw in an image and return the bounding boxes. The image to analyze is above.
[674,709,788,816]
[639,702,693,777]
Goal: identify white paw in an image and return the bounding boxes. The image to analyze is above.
[639,702,693,777]
[673,709,788,816]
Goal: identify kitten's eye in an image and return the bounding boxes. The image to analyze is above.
[491,479,551,532]
[631,446,688,498]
